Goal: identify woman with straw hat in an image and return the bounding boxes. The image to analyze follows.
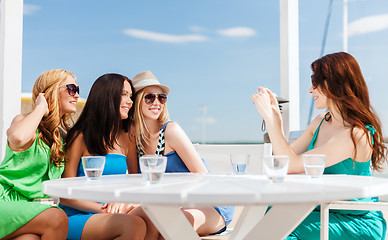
[128,70,234,238]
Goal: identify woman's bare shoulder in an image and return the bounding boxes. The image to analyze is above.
[306,113,326,132]
[68,132,85,147]
[164,122,189,145]
[164,121,181,135]
[352,126,370,144]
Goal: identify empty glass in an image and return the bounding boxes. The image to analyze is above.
[230,154,250,175]
[263,155,289,183]
[139,155,167,184]
[81,156,106,180]
[303,154,326,178]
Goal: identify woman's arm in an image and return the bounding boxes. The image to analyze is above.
[127,131,139,174]
[251,87,304,171]
[165,122,207,173]
[7,93,49,150]
[60,134,106,213]
[252,88,369,173]
[289,116,321,155]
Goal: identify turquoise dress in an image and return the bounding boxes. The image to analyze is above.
[0,130,64,238]
[59,153,127,240]
[287,117,386,240]
[137,121,235,234]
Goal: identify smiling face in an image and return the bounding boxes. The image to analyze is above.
[141,86,165,120]
[309,84,328,110]
[120,80,133,119]
[59,75,79,117]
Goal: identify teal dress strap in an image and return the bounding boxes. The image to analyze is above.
[365,124,375,145]
[308,113,328,151]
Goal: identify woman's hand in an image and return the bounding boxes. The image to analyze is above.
[35,93,49,116]
[251,87,281,122]
[102,202,139,214]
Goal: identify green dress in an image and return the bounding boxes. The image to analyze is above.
[287,117,386,240]
[0,130,64,238]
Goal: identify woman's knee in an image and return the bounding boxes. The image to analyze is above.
[42,207,68,231]
[127,215,147,239]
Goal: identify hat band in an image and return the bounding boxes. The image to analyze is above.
[133,79,161,88]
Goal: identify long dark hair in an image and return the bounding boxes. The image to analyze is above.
[66,73,134,155]
[311,52,387,171]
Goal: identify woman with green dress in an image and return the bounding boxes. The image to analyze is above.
[251,52,387,239]
[0,69,80,239]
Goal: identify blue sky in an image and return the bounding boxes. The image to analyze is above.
[22,0,388,143]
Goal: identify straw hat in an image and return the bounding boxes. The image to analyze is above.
[132,71,170,95]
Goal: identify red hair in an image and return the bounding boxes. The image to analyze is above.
[311,52,386,171]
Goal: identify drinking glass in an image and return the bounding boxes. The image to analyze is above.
[303,154,326,178]
[230,154,250,175]
[263,155,289,183]
[81,156,106,180]
[139,155,167,184]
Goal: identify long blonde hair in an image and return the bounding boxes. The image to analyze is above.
[32,69,76,167]
[134,88,169,154]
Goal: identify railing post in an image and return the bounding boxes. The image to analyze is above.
[0,0,23,161]
[280,0,300,138]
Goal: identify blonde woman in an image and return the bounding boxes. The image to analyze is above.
[128,71,234,239]
[0,69,79,239]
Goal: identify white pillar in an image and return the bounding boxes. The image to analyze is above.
[280,0,300,138]
[343,0,348,52]
[0,0,23,161]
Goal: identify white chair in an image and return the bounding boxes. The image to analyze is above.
[320,155,388,240]
[320,197,388,240]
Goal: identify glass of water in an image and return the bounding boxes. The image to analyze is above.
[230,154,250,175]
[263,155,289,183]
[303,154,326,178]
[81,156,106,180]
[139,155,167,184]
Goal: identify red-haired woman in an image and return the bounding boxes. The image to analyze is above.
[252,52,387,239]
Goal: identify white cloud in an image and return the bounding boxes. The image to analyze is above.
[24,4,41,15]
[348,14,388,37]
[189,25,208,32]
[217,27,256,37]
[123,29,208,43]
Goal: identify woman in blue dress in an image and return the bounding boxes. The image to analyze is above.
[251,52,387,239]
[127,71,234,239]
[59,73,146,240]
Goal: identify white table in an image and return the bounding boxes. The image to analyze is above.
[43,173,388,240]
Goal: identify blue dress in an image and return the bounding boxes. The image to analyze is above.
[137,121,235,234]
[59,154,127,240]
[287,116,386,240]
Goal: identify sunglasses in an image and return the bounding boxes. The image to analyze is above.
[60,84,79,96]
[144,93,167,105]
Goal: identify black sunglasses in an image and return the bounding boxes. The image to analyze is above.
[60,84,79,96]
[144,93,167,105]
